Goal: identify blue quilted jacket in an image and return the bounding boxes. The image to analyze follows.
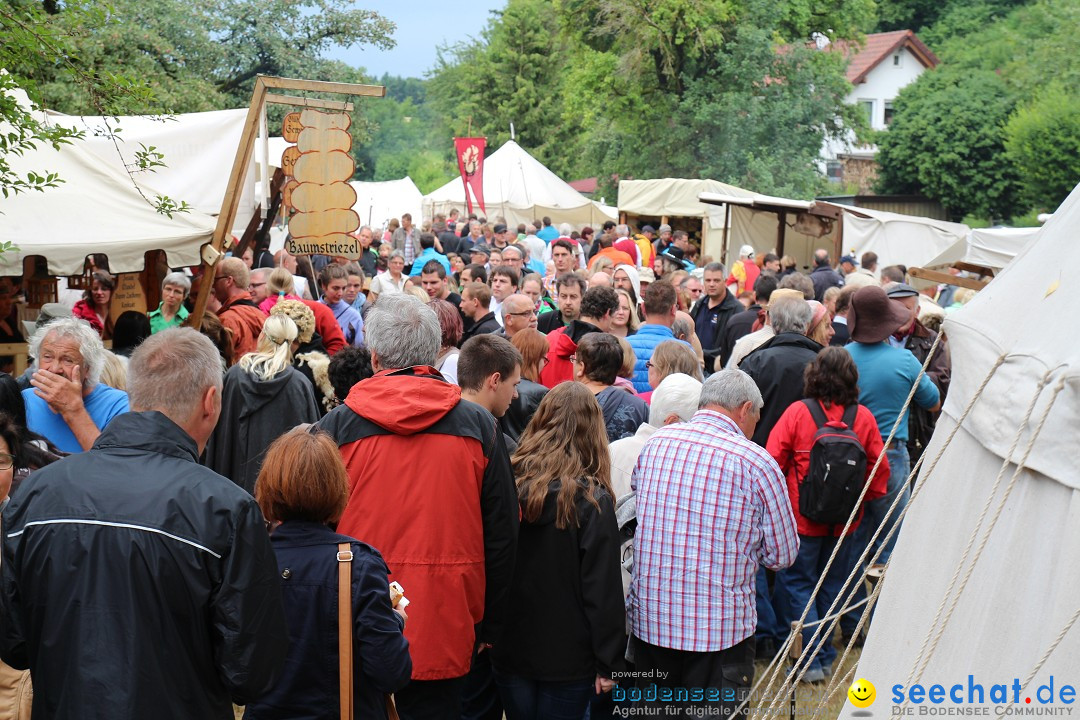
[626,324,678,393]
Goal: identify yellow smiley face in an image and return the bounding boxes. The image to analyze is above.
[849,678,876,708]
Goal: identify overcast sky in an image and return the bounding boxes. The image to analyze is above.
[327,0,507,79]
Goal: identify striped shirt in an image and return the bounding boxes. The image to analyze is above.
[628,410,799,652]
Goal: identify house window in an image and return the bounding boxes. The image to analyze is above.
[893,53,903,67]
[826,160,843,183]
[884,101,895,126]
[859,100,874,125]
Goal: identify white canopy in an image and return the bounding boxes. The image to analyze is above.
[423,140,615,227]
[621,179,757,258]
[842,207,971,270]
[0,93,215,276]
[48,108,257,237]
[847,183,1080,712]
[350,177,423,232]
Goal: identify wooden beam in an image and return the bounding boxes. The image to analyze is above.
[186,76,269,329]
[266,93,354,112]
[909,267,990,291]
[952,261,995,278]
[776,211,786,258]
[721,203,730,266]
[260,76,386,97]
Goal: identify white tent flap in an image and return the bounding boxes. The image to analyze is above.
[848,183,1080,714]
[350,177,423,232]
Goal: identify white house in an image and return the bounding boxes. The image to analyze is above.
[822,30,940,190]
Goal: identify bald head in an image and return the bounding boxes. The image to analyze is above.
[501,293,537,337]
[589,272,612,289]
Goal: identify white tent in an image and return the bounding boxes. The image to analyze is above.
[48,108,257,237]
[845,184,1080,714]
[842,207,970,270]
[1,95,215,276]
[620,178,757,259]
[423,140,616,227]
[350,177,423,232]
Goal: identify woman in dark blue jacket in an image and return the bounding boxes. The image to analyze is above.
[246,428,411,720]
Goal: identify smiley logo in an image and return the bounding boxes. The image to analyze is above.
[849,678,876,708]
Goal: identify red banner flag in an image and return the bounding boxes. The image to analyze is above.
[454,137,486,216]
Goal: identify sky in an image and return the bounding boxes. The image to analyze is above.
[326,0,507,79]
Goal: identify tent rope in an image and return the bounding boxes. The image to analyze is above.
[804,351,1009,717]
[756,331,947,713]
[1002,603,1080,713]
[901,371,1065,707]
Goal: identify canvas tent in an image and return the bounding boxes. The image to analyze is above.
[619,178,757,259]
[0,92,215,276]
[350,177,423,231]
[423,140,616,227]
[843,184,1080,714]
[698,189,971,271]
[48,108,257,237]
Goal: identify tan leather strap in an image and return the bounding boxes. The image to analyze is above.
[337,542,354,720]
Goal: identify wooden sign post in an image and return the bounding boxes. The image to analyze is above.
[186,75,385,330]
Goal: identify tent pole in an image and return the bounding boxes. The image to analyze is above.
[721,203,731,266]
[777,211,786,258]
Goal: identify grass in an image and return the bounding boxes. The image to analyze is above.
[750,634,864,718]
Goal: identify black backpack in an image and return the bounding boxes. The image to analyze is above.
[798,399,868,525]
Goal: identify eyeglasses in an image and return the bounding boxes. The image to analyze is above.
[0,453,14,471]
[569,354,578,364]
[213,275,228,284]
[506,310,537,317]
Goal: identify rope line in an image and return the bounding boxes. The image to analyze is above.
[902,371,1064,702]
[758,331,946,713]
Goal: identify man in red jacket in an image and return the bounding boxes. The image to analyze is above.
[539,286,619,388]
[314,293,518,720]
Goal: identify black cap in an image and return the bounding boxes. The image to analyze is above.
[886,283,919,299]
[493,224,507,234]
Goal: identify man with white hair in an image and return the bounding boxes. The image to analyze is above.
[609,373,702,501]
[22,317,129,453]
[315,294,518,719]
[2,328,288,718]
[628,369,798,713]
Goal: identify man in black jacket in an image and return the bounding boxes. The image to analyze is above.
[739,297,823,447]
[719,274,778,367]
[0,328,288,720]
[691,262,744,372]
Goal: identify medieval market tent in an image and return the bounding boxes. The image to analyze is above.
[697,189,970,271]
[47,108,257,237]
[0,91,215,277]
[843,183,1080,712]
[618,178,757,259]
[423,140,616,227]
[350,177,423,231]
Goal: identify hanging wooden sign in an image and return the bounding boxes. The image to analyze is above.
[109,273,147,324]
[284,109,361,258]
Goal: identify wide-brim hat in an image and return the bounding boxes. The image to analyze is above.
[849,286,911,343]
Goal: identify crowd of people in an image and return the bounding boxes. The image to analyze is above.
[0,211,960,718]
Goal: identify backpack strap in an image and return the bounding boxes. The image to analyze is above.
[802,398,829,429]
[840,403,858,430]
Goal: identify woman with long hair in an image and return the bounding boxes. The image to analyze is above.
[245,428,411,719]
[492,382,625,719]
[609,288,639,339]
[504,328,550,442]
[428,299,463,384]
[72,271,116,339]
[204,315,320,494]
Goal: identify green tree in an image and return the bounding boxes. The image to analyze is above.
[1005,85,1080,212]
[876,68,1020,221]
